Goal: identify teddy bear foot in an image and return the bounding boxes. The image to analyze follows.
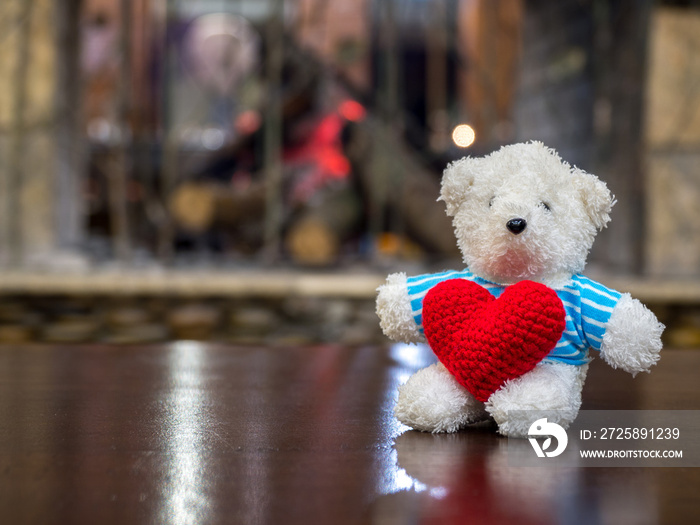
[395,362,488,433]
[484,361,588,438]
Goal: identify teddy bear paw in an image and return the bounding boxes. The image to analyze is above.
[376,272,425,344]
[485,362,588,438]
[601,293,664,376]
[395,362,487,433]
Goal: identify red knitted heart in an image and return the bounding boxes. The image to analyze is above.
[423,279,565,402]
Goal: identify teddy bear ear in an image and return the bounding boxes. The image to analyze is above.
[439,157,480,216]
[573,169,615,230]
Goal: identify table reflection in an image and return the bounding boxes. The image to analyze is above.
[160,341,211,525]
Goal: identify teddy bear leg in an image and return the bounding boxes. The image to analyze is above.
[484,362,588,438]
[395,362,488,433]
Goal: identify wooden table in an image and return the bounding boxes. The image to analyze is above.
[0,343,698,524]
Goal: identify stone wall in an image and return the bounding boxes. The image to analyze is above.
[513,0,594,171]
[645,8,700,277]
[0,0,57,266]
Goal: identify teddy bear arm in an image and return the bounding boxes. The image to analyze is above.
[599,293,664,376]
[376,272,425,344]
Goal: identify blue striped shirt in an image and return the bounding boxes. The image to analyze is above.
[405,269,621,366]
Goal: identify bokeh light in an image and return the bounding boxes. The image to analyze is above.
[339,100,367,122]
[451,124,476,148]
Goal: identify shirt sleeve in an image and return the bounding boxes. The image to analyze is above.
[405,269,476,333]
[576,277,622,351]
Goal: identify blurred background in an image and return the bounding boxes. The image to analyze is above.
[0,0,698,346]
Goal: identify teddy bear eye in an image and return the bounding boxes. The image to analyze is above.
[540,201,552,212]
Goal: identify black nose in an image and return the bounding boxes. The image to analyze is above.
[506,218,527,235]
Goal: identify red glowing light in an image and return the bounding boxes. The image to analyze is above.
[319,149,351,178]
[339,100,366,122]
[234,110,262,135]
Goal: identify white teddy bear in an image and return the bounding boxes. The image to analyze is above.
[376,141,664,437]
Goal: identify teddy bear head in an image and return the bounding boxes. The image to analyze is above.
[440,141,614,288]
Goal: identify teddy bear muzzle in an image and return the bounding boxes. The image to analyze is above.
[506,218,527,235]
